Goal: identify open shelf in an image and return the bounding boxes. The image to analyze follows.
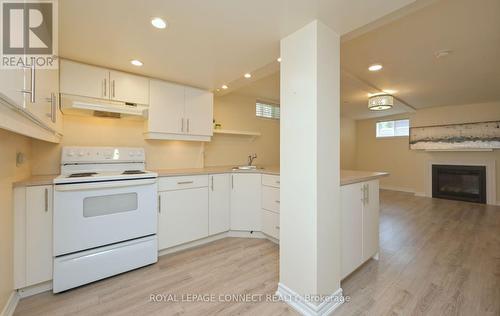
[213,129,261,137]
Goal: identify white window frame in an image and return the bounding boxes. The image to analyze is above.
[376,119,410,138]
[256,100,280,120]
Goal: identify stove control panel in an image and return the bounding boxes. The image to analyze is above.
[61,147,145,164]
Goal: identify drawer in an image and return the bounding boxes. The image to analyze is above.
[262,174,280,188]
[261,209,279,240]
[262,186,280,213]
[158,175,209,191]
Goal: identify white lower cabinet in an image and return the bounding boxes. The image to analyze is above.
[208,174,231,235]
[261,209,279,239]
[158,181,209,250]
[14,185,53,289]
[230,173,262,231]
[340,180,380,279]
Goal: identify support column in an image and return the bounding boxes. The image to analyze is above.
[278,20,342,315]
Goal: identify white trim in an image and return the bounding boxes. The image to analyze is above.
[380,185,415,193]
[159,231,274,257]
[17,281,52,298]
[0,292,19,316]
[425,159,496,205]
[276,283,344,316]
[414,192,426,197]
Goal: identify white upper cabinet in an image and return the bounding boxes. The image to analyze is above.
[0,68,26,108]
[109,70,149,105]
[145,79,213,141]
[147,80,185,135]
[184,87,213,137]
[60,60,149,105]
[60,60,108,99]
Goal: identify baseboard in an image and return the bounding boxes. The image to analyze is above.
[17,281,52,299]
[276,283,344,316]
[1,292,19,316]
[158,230,275,257]
[380,185,415,194]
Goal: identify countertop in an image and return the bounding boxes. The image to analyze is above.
[13,167,388,187]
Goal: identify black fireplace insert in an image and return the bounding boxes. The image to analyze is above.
[432,164,486,204]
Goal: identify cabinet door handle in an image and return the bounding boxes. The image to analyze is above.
[20,58,36,103]
[177,181,194,185]
[211,176,214,191]
[181,118,184,132]
[231,175,234,190]
[158,195,161,213]
[187,119,190,133]
[50,93,56,123]
[111,80,116,98]
[103,78,107,97]
[365,184,369,204]
[44,188,49,212]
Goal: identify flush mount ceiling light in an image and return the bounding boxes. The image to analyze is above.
[151,17,167,29]
[368,94,393,111]
[244,73,252,79]
[368,64,383,72]
[221,85,228,90]
[130,59,143,66]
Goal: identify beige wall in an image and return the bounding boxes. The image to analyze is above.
[32,93,281,175]
[356,101,500,201]
[0,130,31,309]
[340,117,357,169]
[204,93,280,167]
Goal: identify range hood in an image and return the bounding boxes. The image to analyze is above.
[60,94,148,119]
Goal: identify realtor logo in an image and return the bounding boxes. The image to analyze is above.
[1,0,58,69]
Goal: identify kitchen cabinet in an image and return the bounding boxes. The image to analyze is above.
[60,59,149,105]
[340,180,380,279]
[261,175,280,240]
[230,173,261,231]
[109,70,149,105]
[145,80,213,141]
[14,185,53,289]
[158,176,209,250]
[208,174,231,235]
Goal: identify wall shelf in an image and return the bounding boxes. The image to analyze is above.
[213,129,261,137]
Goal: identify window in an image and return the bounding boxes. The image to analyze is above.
[256,101,280,120]
[376,119,409,138]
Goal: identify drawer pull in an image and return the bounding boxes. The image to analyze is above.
[275,226,280,230]
[177,181,194,185]
[276,181,280,184]
[275,200,280,204]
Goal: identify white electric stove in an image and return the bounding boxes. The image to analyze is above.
[52,147,158,293]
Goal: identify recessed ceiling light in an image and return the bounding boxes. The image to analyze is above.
[221,85,228,90]
[216,89,220,92]
[277,57,281,63]
[130,59,143,66]
[368,64,383,72]
[151,17,167,29]
[244,73,252,79]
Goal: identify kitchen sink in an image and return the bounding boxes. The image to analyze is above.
[232,166,259,170]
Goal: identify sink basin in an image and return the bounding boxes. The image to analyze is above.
[232,166,258,170]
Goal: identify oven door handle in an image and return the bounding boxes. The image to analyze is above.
[55,178,157,192]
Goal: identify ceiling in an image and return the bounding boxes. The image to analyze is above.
[341,0,500,119]
[59,0,415,91]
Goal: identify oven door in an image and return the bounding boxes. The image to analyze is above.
[54,178,157,256]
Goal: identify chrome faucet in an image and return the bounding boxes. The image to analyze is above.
[247,154,257,166]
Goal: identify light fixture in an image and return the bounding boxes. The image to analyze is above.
[244,73,252,79]
[151,17,167,29]
[221,85,228,90]
[130,59,143,66]
[368,64,383,72]
[277,57,281,63]
[368,94,393,111]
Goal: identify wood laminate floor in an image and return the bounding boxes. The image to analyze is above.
[14,190,500,316]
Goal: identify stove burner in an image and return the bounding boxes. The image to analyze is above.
[68,172,98,178]
[122,170,146,175]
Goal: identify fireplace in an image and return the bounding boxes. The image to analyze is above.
[432,165,486,204]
